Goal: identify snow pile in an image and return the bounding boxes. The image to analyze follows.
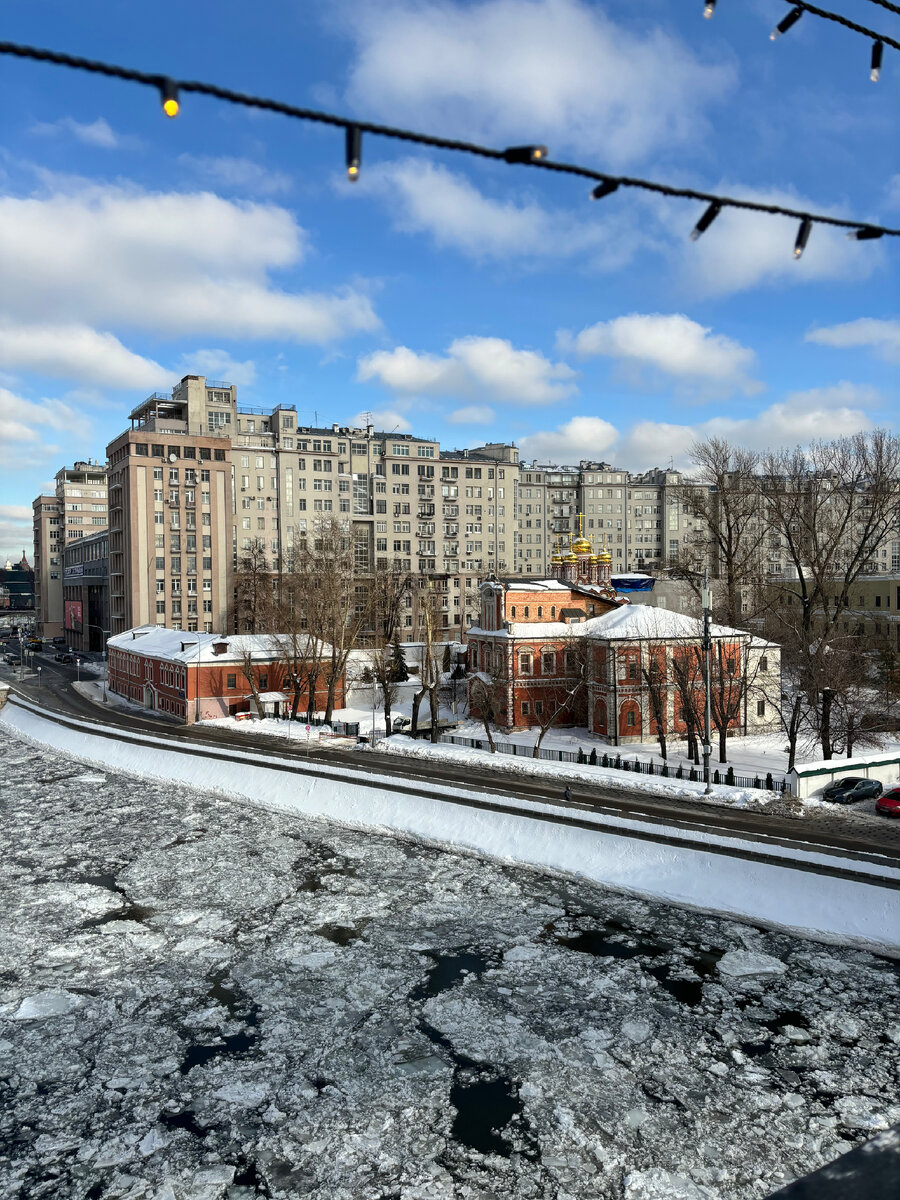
[379,735,786,812]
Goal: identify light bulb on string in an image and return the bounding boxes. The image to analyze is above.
[690,201,721,241]
[346,125,362,181]
[793,217,812,260]
[703,1,716,18]
[590,179,619,201]
[871,41,884,82]
[502,145,548,164]
[159,78,179,118]
[771,7,803,41]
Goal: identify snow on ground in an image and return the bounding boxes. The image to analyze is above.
[1,722,899,1200]
[378,735,792,814]
[445,721,900,787]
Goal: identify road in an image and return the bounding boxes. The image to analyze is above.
[4,648,900,867]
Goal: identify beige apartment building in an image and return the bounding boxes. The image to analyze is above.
[33,460,108,639]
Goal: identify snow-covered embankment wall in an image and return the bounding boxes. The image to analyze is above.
[3,695,899,956]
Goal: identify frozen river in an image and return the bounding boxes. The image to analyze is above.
[1,725,899,1200]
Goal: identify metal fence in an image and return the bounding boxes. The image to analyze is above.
[439,734,787,793]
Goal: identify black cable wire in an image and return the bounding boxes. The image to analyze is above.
[776,0,900,50]
[859,0,900,17]
[1,39,898,239]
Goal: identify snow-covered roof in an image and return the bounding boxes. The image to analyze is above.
[108,626,330,664]
[470,606,755,643]
[503,579,570,592]
[254,690,290,702]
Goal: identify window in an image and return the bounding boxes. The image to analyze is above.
[757,700,766,717]
[627,660,639,680]
[759,656,768,672]
[208,411,230,430]
[542,651,555,675]
[259,673,268,689]
[626,710,635,727]
[535,701,544,716]
[519,652,532,676]
[227,674,237,689]
[521,702,530,716]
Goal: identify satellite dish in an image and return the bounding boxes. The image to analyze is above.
[168,453,177,462]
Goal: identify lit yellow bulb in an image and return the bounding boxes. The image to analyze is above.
[703,3,714,17]
[163,97,179,118]
[347,163,359,180]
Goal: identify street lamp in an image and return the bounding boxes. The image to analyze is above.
[76,657,82,683]
[701,569,713,794]
[37,666,41,691]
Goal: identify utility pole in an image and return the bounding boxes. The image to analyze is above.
[702,569,713,794]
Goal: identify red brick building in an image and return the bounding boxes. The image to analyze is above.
[467,548,778,743]
[107,626,341,723]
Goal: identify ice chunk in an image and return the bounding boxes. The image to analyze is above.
[213,1081,269,1106]
[12,989,84,1020]
[717,950,786,979]
[624,1167,716,1199]
[622,1018,651,1043]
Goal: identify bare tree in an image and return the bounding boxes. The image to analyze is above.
[762,430,900,757]
[531,636,589,758]
[671,438,767,628]
[410,584,444,742]
[233,538,274,634]
[708,638,746,764]
[670,644,704,765]
[468,648,508,753]
[288,518,367,724]
[238,643,264,715]
[640,641,670,761]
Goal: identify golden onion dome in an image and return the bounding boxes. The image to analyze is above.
[563,550,578,563]
[598,549,612,562]
[572,537,592,555]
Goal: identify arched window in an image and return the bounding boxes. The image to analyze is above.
[524,606,530,617]
[511,606,517,618]
[537,606,543,618]
[551,606,556,618]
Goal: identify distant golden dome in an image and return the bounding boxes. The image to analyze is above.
[572,537,591,555]
[598,549,612,563]
[563,550,578,563]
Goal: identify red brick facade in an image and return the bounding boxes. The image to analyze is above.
[108,628,341,723]
[468,581,765,744]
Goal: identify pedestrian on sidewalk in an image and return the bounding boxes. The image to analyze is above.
[563,786,571,803]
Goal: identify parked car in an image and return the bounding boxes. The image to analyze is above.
[54,652,74,664]
[875,787,900,818]
[822,776,882,804]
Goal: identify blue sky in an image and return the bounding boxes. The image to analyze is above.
[0,0,897,560]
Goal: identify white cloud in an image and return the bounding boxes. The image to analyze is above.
[661,185,881,297]
[342,0,734,165]
[349,408,412,432]
[177,350,257,388]
[805,319,900,363]
[558,313,760,397]
[519,385,881,470]
[0,386,91,469]
[31,116,122,149]
[519,416,619,464]
[0,184,380,344]
[355,158,645,267]
[0,322,173,390]
[0,504,35,567]
[177,154,291,196]
[449,405,495,425]
[357,336,577,404]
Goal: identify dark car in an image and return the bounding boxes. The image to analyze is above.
[822,776,882,804]
[875,787,900,818]
[54,652,74,664]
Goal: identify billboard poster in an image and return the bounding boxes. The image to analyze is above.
[64,599,83,632]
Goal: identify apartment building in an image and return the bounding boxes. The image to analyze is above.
[106,379,235,636]
[62,530,110,653]
[32,460,108,638]
[33,496,64,637]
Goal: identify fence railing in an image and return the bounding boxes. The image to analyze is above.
[439,734,787,793]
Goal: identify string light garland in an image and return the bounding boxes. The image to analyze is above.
[706,0,899,79]
[1,38,898,256]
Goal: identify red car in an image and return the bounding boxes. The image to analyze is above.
[875,787,900,818]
